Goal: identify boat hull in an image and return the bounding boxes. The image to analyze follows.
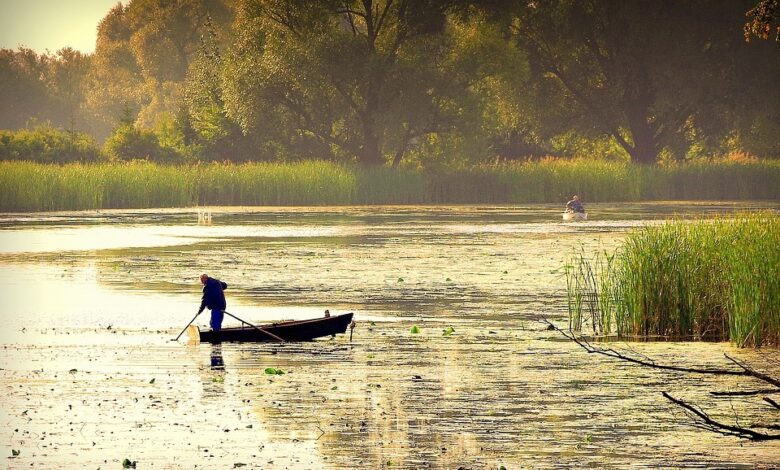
[562,211,587,221]
[198,312,354,343]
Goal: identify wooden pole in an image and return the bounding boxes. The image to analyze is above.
[223,311,286,342]
[171,311,201,341]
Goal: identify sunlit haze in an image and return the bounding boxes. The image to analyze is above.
[0,0,119,53]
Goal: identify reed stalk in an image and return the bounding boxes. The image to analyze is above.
[566,213,780,347]
[1,159,779,212]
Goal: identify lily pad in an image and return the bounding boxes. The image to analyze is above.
[410,325,420,334]
[442,326,455,336]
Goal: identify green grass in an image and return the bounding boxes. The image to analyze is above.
[0,159,779,212]
[566,213,780,347]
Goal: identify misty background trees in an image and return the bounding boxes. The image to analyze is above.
[1,0,778,166]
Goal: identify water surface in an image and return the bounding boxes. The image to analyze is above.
[1,202,778,468]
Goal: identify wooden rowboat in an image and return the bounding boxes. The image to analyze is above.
[198,312,354,343]
[562,211,588,221]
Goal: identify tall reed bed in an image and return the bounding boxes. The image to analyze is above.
[567,213,780,347]
[1,159,779,211]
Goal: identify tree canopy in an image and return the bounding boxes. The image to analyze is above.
[0,0,777,165]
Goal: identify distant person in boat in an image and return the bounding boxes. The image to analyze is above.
[198,274,228,332]
[566,195,585,213]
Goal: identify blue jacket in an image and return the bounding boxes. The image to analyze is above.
[566,199,585,213]
[199,278,227,313]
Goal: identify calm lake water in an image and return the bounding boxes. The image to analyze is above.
[1,202,778,468]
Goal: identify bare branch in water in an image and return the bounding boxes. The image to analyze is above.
[710,388,780,397]
[724,354,780,389]
[543,319,756,376]
[543,318,780,440]
[662,392,780,441]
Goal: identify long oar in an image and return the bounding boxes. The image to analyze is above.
[224,310,286,342]
[171,311,201,342]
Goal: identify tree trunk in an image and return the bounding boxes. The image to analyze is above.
[391,127,412,168]
[627,144,658,165]
[360,72,384,166]
[360,123,383,166]
[625,101,659,164]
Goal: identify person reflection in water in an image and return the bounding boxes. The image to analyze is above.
[202,344,226,398]
[198,274,228,331]
[210,344,224,370]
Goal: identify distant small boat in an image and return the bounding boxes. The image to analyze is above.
[563,211,588,221]
[197,312,354,343]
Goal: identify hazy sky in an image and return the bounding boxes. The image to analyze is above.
[0,0,120,53]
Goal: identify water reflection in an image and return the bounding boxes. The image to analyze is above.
[210,344,225,370]
[201,344,227,399]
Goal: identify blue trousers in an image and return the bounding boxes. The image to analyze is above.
[210,309,224,331]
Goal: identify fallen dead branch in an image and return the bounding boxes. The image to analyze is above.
[711,388,780,397]
[544,319,779,387]
[764,397,780,411]
[544,318,780,440]
[661,392,779,440]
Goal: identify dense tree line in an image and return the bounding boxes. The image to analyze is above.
[1,0,778,165]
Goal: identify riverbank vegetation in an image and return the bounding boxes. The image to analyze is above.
[566,213,780,347]
[2,159,779,212]
[1,1,778,168]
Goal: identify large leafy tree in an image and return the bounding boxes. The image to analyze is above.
[506,0,779,163]
[181,14,266,161]
[46,48,93,132]
[0,48,52,129]
[223,0,479,166]
[86,0,233,138]
[0,47,91,132]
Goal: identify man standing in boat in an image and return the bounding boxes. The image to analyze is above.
[566,195,585,213]
[198,274,228,331]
